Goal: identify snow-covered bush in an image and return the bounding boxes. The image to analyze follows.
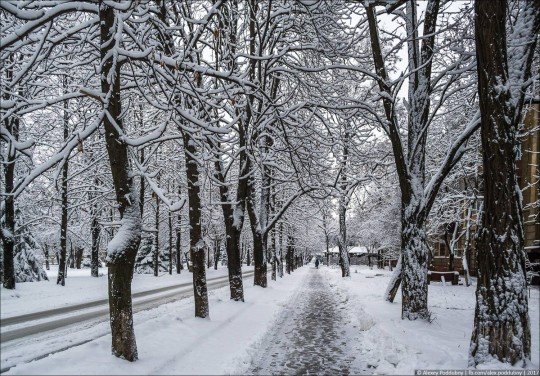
[14,247,48,282]
[135,237,167,274]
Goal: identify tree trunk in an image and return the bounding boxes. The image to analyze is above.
[286,235,292,274]
[214,239,220,270]
[338,200,350,277]
[153,190,160,277]
[211,0,244,302]
[1,57,16,290]
[271,227,277,281]
[69,243,75,269]
[44,245,50,271]
[246,177,267,287]
[401,216,429,320]
[100,1,141,361]
[252,230,266,286]
[277,222,284,277]
[183,131,209,318]
[225,230,244,300]
[176,211,182,274]
[138,116,145,218]
[57,77,69,286]
[75,247,83,269]
[168,210,173,275]
[469,0,532,366]
[385,255,402,302]
[462,204,473,287]
[91,214,100,277]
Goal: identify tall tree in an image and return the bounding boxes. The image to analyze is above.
[99,0,142,361]
[365,0,481,319]
[57,76,70,286]
[1,55,17,290]
[469,0,538,366]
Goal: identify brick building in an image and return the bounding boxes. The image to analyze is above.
[429,101,539,283]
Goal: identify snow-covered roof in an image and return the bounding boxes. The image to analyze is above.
[327,246,368,254]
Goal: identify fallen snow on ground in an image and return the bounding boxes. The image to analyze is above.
[326,265,540,374]
[3,267,308,375]
[1,265,237,318]
[2,265,538,375]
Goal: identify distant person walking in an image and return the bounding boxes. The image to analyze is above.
[315,258,320,269]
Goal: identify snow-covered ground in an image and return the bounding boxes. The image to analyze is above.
[1,264,538,375]
[2,267,308,375]
[1,265,239,318]
[325,265,540,373]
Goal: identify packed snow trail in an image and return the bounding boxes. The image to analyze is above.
[249,268,370,375]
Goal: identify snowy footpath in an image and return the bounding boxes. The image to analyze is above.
[247,268,371,375]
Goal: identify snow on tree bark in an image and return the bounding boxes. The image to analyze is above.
[91,181,100,278]
[385,255,402,302]
[183,130,209,318]
[99,1,141,362]
[153,187,160,277]
[401,215,429,319]
[469,0,535,366]
[338,198,350,278]
[57,76,69,286]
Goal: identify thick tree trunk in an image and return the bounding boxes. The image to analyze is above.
[217,176,244,300]
[183,132,209,318]
[246,177,267,287]
[108,256,138,361]
[401,217,429,320]
[469,0,531,366]
[225,230,244,300]
[252,230,266,286]
[100,1,141,361]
